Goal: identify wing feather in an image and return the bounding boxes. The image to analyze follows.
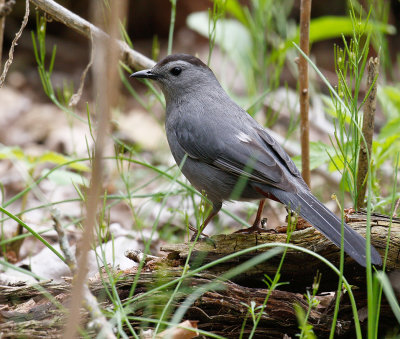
[174,113,303,192]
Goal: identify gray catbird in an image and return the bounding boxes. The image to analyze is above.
[131,53,381,267]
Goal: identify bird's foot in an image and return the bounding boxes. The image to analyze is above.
[188,225,216,247]
[234,218,277,234]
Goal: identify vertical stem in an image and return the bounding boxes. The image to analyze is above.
[298,0,312,187]
[167,0,177,55]
[356,56,379,209]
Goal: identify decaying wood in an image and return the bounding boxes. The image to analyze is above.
[0,270,352,338]
[162,211,400,290]
[0,212,398,338]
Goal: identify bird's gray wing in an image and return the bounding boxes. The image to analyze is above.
[174,112,307,192]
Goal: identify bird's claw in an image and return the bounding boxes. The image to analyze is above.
[234,217,277,234]
[234,227,277,234]
[190,232,216,248]
[189,225,216,247]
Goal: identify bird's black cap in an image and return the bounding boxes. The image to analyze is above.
[156,54,207,68]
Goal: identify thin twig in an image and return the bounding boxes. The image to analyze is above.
[53,209,116,338]
[53,211,116,338]
[56,213,117,339]
[356,57,379,209]
[0,0,15,18]
[29,0,155,70]
[0,0,29,87]
[82,285,116,339]
[298,0,312,187]
[52,214,76,270]
[68,32,94,108]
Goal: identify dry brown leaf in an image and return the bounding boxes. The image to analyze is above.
[141,320,199,339]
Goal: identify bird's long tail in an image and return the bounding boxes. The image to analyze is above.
[266,188,382,267]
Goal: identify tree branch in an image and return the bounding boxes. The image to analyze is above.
[29,0,155,70]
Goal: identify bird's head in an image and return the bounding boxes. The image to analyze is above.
[130,54,219,100]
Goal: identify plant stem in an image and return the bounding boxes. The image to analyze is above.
[298,0,312,187]
[356,56,379,209]
[167,0,177,55]
[329,194,345,338]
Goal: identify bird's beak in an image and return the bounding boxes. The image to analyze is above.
[130,69,159,80]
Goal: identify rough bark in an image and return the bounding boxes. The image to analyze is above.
[0,212,398,338]
[162,211,399,290]
[29,0,155,70]
[356,57,379,209]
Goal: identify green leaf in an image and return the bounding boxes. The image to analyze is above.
[322,95,354,126]
[38,152,90,171]
[375,271,400,324]
[308,16,395,44]
[378,117,400,140]
[0,146,26,160]
[294,303,317,339]
[187,11,252,71]
[383,86,400,109]
[378,86,400,119]
[293,141,333,171]
[373,136,400,168]
[0,146,89,172]
[42,168,88,186]
[283,16,396,55]
[225,0,248,27]
[328,153,345,172]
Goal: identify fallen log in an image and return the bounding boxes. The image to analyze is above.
[161,211,400,291]
[0,211,398,338]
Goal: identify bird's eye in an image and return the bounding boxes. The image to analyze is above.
[170,67,182,76]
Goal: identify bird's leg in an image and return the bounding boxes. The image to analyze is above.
[188,224,208,237]
[234,199,275,234]
[189,212,214,241]
[189,203,221,242]
[251,198,266,228]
